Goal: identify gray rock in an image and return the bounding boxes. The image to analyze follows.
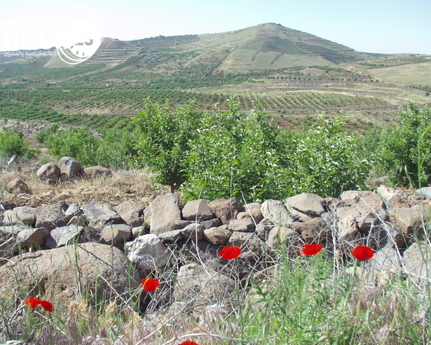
[200,218,222,229]
[228,218,256,232]
[82,202,122,228]
[58,156,82,179]
[35,201,71,231]
[181,223,204,241]
[147,193,181,235]
[2,210,20,225]
[83,166,112,178]
[377,185,412,210]
[290,217,330,242]
[16,227,49,248]
[415,187,431,199]
[285,193,325,216]
[203,226,232,245]
[182,199,214,221]
[126,234,170,270]
[115,201,145,227]
[101,224,132,245]
[5,178,30,194]
[261,199,292,227]
[15,206,37,226]
[227,232,265,255]
[255,218,274,241]
[158,229,185,242]
[36,162,61,183]
[172,220,195,230]
[45,225,84,248]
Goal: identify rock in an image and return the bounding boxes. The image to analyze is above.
[0,243,140,306]
[203,226,232,245]
[285,193,325,216]
[266,225,298,249]
[415,187,431,199]
[36,163,61,183]
[337,214,359,241]
[2,210,20,225]
[126,234,170,270]
[255,218,274,242]
[58,156,82,179]
[45,225,84,248]
[16,227,49,248]
[173,263,236,314]
[242,203,263,223]
[200,218,222,229]
[101,224,132,245]
[181,223,205,241]
[340,190,387,221]
[286,207,312,222]
[5,178,30,194]
[65,204,81,217]
[172,220,195,230]
[83,166,112,178]
[35,201,71,231]
[158,229,185,243]
[227,232,265,255]
[377,185,412,210]
[0,224,27,235]
[389,205,425,234]
[14,206,37,226]
[228,218,255,232]
[402,242,431,285]
[147,193,181,235]
[82,202,122,228]
[209,198,243,225]
[261,199,292,227]
[182,199,214,221]
[115,201,145,227]
[290,218,330,242]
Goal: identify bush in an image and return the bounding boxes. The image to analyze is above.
[183,101,287,202]
[0,127,35,159]
[379,103,431,187]
[285,116,372,197]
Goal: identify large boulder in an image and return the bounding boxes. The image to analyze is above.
[182,199,214,221]
[82,202,122,228]
[36,163,61,183]
[285,193,325,216]
[5,178,30,194]
[58,156,82,179]
[115,201,145,227]
[0,243,140,306]
[35,201,71,231]
[126,234,171,270]
[147,193,181,235]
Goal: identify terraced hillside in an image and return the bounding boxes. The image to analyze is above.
[0,23,430,131]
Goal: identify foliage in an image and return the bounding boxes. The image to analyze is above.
[379,103,431,187]
[285,115,372,197]
[183,101,287,202]
[133,100,203,191]
[42,126,137,168]
[0,127,34,159]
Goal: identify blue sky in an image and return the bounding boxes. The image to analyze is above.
[1,0,431,54]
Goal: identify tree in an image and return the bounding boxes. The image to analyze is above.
[182,101,287,202]
[133,100,203,192]
[379,103,431,187]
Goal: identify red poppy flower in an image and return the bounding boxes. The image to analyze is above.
[351,245,374,261]
[218,246,242,260]
[23,296,42,309]
[40,300,54,312]
[141,278,160,292]
[300,244,323,256]
[178,341,199,345]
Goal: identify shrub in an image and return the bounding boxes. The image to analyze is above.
[0,127,34,159]
[379,103,431,187]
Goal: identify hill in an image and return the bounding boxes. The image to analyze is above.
[0,22,430,131]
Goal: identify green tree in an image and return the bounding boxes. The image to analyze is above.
[0,128,32,158]
[379,103,431,186]
[133,100,203,192]
[183,101,287,202]
[286,115,371,197]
